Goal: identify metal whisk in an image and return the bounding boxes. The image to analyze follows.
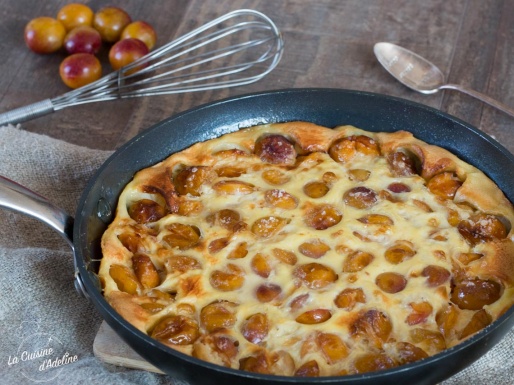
[0,9,283,126]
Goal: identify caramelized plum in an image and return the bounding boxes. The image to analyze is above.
[387,151,418,176]
[348,169,371,182]
[109,264,140,294]
[413,199,433,213]
[227,242,249,259]
[140,302,166,314]
[251,216,289,238]
[395,342,428,364]
[265,189,298,209]
[387,182,411,193]
[255,135,296,165]
[357,214,394,226]
[289,293,310,311]
[272,248,298,265]
[210,264,245,292]
[151,315,199,345]
[304,204,342,230]
[200,301,237,332]
[343,187,378,209]
[239,352,271,374]
[351,310,392,347]
[251,253,272,278]
[117,232,142,253]
[436,303,459,337]
[316,333,349,363]
[294,360,319,377]
[241,313,269,344]
[322,171,338,184]
[128,199,167,224]
[174,166,215,196]
[451,278,502,310]
[459,309,492,339]
[207,209,243,232]
[212,180,255,195]
[427,172,462,199]
[421,265,451,287]
[409,328,446,354]
[328,135,379,163]
[215,166,246,178]
[375,272,407,293]
[132,254,160,289]
[303,181,330,198]
[208,237,229,254]
[405,301,433,325]
[353,352,396,373]
[178,200,203,216]
[458,213,508,245]
[261,169,290,185]
[334,288,366,310]
[384,241,415,264]
[342,251,374,272]
[295,309,332,324]
[298,239,330,259]
[456,252,484,265]
[256,283,282,302]
[163,223,201,250]
[193,332,239,367]
[293,263,338,289]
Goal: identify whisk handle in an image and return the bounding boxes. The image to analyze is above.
[0,99,55,126]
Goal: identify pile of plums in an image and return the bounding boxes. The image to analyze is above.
[24,3,157,88]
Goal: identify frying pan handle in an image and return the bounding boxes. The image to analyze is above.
[0,175,74,249]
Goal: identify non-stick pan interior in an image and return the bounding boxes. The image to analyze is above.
[74,88,514,385]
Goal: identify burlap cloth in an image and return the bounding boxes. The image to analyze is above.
[0,124,512,385]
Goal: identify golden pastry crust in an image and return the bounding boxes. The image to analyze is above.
[100,121,514,377]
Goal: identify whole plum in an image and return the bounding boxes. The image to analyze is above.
[59,53,102,89]
[93,7,132,43]
[57,3,94,31]
[109,38,149,72]
[64,26,102,55]
[25,17,66,54]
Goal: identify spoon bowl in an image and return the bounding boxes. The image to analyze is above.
[373,42,445,94]
[373,42,514,117]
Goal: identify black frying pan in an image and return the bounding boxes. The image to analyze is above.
[2,89,514,385]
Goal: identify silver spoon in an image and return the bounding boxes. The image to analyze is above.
[373,42,514,118]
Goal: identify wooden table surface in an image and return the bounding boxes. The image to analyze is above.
[1,2,513,384]
[1,0,513,153]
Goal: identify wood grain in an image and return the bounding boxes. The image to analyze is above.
[0,0,512,154]
[93,321,164,375]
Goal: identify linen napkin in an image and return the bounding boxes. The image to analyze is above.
[0,125,178,385]
[0,124,512,385]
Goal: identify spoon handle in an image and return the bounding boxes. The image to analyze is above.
[440,84,514,118]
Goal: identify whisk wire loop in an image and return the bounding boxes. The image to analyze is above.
[123,35,278,95]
